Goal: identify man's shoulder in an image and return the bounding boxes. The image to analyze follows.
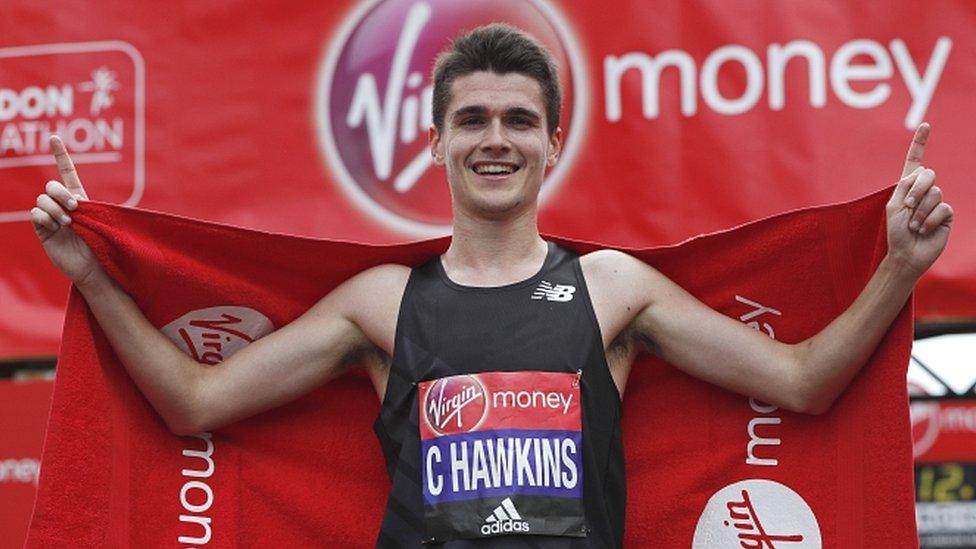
[342,263,412,298]
[326,263,412,318]
[579,248,649,282]
[353,262,412,283]
[330,263,411,355]
[579,247,668,313]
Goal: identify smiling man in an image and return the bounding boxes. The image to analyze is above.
[32,24,952,547]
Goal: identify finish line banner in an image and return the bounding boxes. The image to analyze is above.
[1,0,975,357]
[28,188,916,546]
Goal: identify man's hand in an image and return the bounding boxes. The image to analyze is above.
[30,136,98,285]
[887,123,954,279]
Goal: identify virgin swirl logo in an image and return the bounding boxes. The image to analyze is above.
[423,375,488,436]
[693,479,822,548]
[161,306,274,365]
[316,0,588,236]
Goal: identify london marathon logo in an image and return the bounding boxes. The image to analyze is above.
[316,0,588,236]
[0,41,145,223]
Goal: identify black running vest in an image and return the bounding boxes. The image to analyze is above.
[373,243,626,548]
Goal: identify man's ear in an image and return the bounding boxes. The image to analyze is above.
[429,125,445,165]
[547,127,562,167]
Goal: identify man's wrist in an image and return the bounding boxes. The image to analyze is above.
[75,266,113,297]
[879,253,923,287]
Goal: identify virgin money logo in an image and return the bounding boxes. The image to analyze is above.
[693,479,822,548]
[161,306,274,365]
[423,375,488,436]
[316,0,587,236]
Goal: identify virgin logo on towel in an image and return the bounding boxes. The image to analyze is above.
[693,479,822,548]
[316,0,586,236]
[423,375,488,435]
[161,306,274,365]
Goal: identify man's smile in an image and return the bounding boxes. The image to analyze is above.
[470,161,521,177]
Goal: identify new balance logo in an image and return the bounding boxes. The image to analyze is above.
[481,497,531,536]
[531,280,576,302]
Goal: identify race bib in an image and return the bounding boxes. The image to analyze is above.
[418,371,585,541]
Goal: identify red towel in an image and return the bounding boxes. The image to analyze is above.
[28,188,916,547]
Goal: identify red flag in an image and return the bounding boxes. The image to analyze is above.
[28,188,915,547]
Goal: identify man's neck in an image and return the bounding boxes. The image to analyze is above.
[442,206,548,287]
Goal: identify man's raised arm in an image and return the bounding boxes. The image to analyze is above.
[32,137,406,435]
[586,123,952,413]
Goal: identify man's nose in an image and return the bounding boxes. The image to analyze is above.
[480,119,511,153]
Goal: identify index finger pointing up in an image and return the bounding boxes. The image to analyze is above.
[902,122,930,178]
[50,135,88,200]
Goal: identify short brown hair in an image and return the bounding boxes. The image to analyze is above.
[432,24,561,135]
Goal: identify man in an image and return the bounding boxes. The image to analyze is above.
[32,24,951,547]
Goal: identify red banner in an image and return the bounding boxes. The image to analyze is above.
[2,0,974,357]
[0,380,53,548]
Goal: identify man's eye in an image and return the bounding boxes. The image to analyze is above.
[509,117,534,128]
[461,118,483,126]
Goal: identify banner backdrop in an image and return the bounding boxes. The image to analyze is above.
[28,189,916,547]
[1,0,973,358]
[0,380,52,548]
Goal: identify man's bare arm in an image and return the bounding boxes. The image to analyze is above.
[588,252,914,413]
[75,264,406,435]
[585,124,952,414]
[33,136,408,435]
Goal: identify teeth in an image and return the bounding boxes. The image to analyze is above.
[474,164,515,175]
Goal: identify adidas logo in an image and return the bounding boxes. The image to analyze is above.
[481,497,531,536]
[531,280,576,302]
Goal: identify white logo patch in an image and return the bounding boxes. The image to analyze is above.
[693,479,821,548]
[531,280,576,302]
[161,306,274,365]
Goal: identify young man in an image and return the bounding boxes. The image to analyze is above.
[33,24,951,547]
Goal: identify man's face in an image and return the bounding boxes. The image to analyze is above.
[430,71,561,220]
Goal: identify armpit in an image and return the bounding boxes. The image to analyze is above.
[605,326,650,397]
[352,346,391,401]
